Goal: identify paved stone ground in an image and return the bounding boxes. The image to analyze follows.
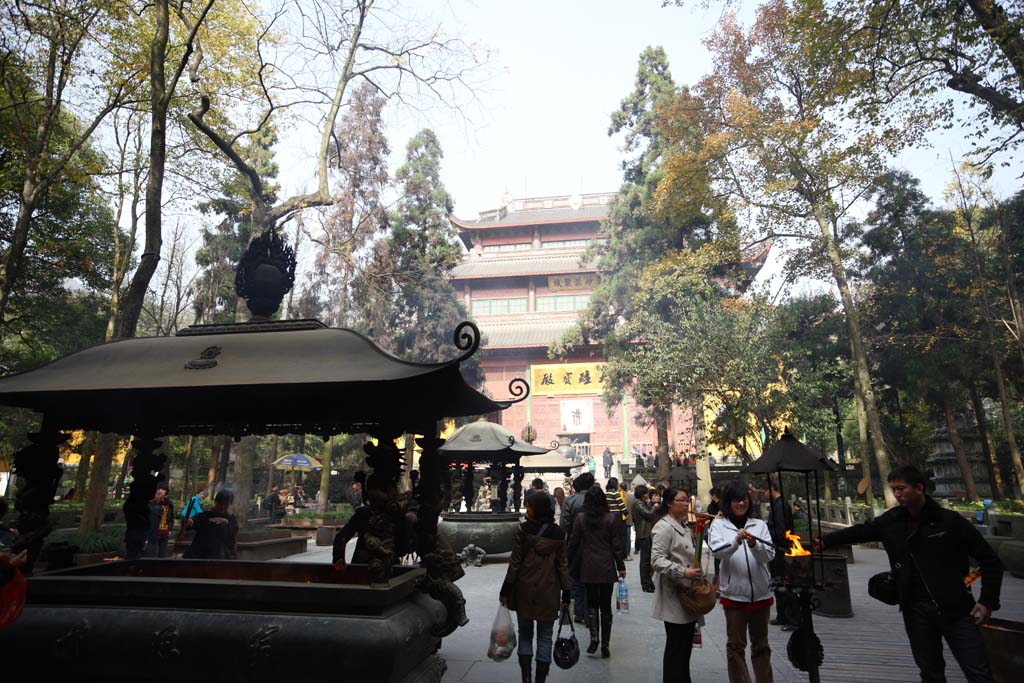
[291,540,1023,683]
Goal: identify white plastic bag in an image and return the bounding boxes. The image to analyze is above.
[486,605,517,661]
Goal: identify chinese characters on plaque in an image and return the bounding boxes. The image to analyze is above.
[547,275,599,291]
[531,362,608,396]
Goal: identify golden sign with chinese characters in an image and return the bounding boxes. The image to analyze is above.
[547,275,599,291]
[531,362,608,396]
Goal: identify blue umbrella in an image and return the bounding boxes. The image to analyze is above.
[272,453,322,471]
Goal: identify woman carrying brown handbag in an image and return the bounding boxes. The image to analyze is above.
[651,487,705,683]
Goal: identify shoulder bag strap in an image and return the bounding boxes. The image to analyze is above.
[526,523,551,551]
[557,604,575,637]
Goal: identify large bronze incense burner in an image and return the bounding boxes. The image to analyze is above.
[17,560,444,681]
[435,420,548,558]
[0,228,529,681]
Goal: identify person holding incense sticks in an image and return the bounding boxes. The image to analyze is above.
[709,481,775,683]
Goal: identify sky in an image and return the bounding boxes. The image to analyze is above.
[270,0,1020,292]
[276,0,731,217]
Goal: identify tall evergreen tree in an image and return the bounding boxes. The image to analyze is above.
[302,81,390,328]
[354,129,480,380]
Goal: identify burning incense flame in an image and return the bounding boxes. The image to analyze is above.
[964,568,982,587]
[784,531,810,557]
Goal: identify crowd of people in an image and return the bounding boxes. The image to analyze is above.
[498,465,1005,683]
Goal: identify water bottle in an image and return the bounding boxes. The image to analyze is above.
[617,578,629,614]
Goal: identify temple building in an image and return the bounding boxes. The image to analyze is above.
[449,192,697,464]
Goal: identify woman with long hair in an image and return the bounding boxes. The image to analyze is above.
[500,492,571,683]
[651,487,704,683]
[567,486,625,658]
[709,481,776,683]
[552,487,566,524]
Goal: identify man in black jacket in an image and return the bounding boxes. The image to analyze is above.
[818,465,1002,683]
[760,481,795,630]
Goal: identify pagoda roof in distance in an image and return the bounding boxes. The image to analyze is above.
[450,192,615,246]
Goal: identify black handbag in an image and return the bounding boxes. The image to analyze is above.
[553,605,580,669]
[868,571,900,605]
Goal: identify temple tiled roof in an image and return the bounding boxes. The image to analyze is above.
[450,203,610,230]
[479,316,583,349]
[450,252,599,280]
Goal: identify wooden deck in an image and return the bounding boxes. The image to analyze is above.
[763,546,1024,683]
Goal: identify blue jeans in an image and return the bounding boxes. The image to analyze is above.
[517,615,555,663]
[571,576,588,620]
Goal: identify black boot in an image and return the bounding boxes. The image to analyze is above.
[518,655,532,683]
[535,661,550,683]
[600,611,612,658]
[586,608,600,655]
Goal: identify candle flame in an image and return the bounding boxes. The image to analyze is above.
[785,530,810,557]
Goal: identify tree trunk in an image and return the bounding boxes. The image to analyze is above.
[232,436,257,524]
[105,118,143,342]
[0,190,39,322]
[943,394,979,501]
[817,207,896,507]
[114,447,134,500]
[74,432,96,500]
[206,436,218,490]
[79,433,118,533]
[399,435,414,494]
[117,0,170,340]
[832,395,848,499]
[655,407,671,479]
[215,436,231,488]
[854,374,875,506]
[266,434,279,496]
[970,382,1005,499]
[977,306,1024,496]
[318,437,333,514]
[691,396,712,508]
[180,435,196,505]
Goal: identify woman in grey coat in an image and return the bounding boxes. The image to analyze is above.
[651,487,704,683]
[568,486,626,658]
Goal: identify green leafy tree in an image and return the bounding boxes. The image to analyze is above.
[0,0,143,326]
[859,172,992,499]
[655,1,899,505]
[793,0,1024,162]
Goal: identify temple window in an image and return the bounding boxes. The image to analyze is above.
[471,297,529,315]
[482,242,532,253]
[536,294,590,313]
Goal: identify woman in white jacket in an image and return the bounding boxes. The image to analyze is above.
[709,481,776,683]
[650,487,705,683]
